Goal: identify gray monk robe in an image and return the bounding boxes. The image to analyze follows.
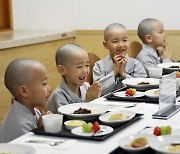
[46,77,89,114]
[93,54,147,96]
[0,100,41,143]
[136,43,172,71]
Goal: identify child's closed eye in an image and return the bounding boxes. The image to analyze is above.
[77,65,82,68]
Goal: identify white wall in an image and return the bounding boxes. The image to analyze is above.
[13,0,180,31]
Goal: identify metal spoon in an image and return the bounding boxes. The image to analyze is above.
[25,139,64,146]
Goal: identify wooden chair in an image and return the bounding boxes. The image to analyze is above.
[130,41,142,58]
[86,53,100,85]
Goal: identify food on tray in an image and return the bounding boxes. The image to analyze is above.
[93,121,100,133]
[82,122,93,133]
[176,71,180,78]
[66,120,84,126]
[153,89,159,96]
[169,65,180,68]
[166,143,180,152]
[82,121,100,133]
[73,107,91,114]
[125,88,136,96]
[137,82,150,85]
[109,113,129,121]
[130,137,148,148]
[153,125,172,136]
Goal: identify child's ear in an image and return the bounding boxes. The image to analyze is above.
[145,34,152,43]
[19,85,28,97]
[103,41,108,49]
[57,64,65,75]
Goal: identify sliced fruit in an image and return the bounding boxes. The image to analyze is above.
[132,88,136,95]
[153,126,161,136]
[86,122,93,133]
[160,126,166,135]
[93,121,100,133]
[166,125,172,135]
[125,89,134,96]
[82,122,88,133]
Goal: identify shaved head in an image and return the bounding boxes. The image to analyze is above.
[104,23,126,41]
[56,43,87,66]
[138,18,160,43]
[4,59,45,97]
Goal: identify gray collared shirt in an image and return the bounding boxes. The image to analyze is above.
[136,43,172,71]
[0,100,41,143]
[93,54,147,95]
[46,77,89,114]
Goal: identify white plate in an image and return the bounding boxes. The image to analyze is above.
[149,135,180,154]
[145,89,159,98]
[122,78,159,90]
[58,103,108,119]
[99,110,135,126]
[119,133,155,153]
[0,143,35,154]
[114,91,145,98]
[71,125,113,136]
[157,63,180,73]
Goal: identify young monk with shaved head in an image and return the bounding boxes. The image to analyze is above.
[93,23,147,95]
[0,59,51,143]
[137,18,172,71]
[46,44,102,114]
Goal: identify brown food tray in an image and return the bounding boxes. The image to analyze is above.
[32,114,143,141]
[105,86,180,104]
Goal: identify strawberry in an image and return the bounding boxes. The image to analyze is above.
[125,89,134,96]
[153,126,161,136]
[93,121,100,133]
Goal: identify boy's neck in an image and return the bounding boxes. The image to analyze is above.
[63,77,81,97]
[145,43,158,51]
[69,84,81,97]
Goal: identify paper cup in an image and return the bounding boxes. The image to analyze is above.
[42,114,63,133]
[148,67,163,79]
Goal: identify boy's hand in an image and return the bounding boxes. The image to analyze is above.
[113,54,122,77]
[37,110,52,127]
[161,42,172,60]
[113,54,127,79]
[86,81,102,102]
[118,57,127,79]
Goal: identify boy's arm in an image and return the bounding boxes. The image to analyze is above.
[131,60,147,78]
[93,62,117,96]
[126,58,147,78]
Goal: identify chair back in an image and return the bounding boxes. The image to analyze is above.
[130,41,142,58]
[86,53,100,85]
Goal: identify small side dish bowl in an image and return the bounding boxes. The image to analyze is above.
[64,120,85,130]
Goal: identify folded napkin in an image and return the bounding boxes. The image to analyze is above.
[22,135,77,150]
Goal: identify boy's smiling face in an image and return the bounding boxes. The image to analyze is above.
[62,49,90,89]
[103,28,130,57]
